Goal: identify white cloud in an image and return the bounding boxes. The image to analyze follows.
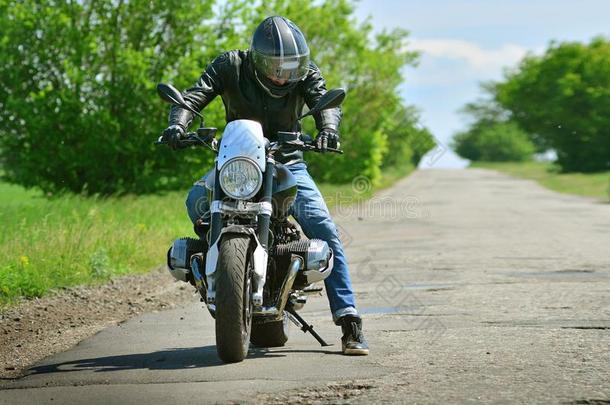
[409,38,529,74]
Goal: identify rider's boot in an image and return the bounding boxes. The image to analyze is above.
[338,315,369,355]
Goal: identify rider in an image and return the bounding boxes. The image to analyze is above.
[161,16,368,355]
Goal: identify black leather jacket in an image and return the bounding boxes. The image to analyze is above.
[169,50,341,165]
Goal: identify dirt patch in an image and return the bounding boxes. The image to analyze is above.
[257,382,376,404]
[0,266,193,379]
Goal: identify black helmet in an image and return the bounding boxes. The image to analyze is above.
[250,16,310,98]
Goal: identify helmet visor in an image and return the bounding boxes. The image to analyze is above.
[252,49,310,83]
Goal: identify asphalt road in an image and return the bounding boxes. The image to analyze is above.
[1,169,609,404]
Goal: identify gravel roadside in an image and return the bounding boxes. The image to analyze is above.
[0,267,193,379]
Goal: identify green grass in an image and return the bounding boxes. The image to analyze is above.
[0,183,193,306]
[471,161,610,200]
[0,165,413,306]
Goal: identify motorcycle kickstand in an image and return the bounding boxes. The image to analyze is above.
[285,307,332,347]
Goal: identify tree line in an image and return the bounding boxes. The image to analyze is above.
[453,36,610,172]
[0,0,435,195]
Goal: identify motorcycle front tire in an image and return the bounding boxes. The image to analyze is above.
[214,234,253,363]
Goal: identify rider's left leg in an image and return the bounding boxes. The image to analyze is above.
[286,162,360,324]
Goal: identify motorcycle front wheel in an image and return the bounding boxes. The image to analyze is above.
[214,234,253,363]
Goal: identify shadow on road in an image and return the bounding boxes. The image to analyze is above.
[26,346,226,375]
[24,345,340,376]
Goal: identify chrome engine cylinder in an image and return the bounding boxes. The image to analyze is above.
[167,237,206,283]
[274,239,334,287]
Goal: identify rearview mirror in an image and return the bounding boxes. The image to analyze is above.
[299,88,346,120]
[157,83,186,106]
[156,83,204,120]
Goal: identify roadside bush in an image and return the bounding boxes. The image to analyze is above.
[381,105,436,168]
[452,122,535,162]
[0,0,434,194]
[0,0,229,194]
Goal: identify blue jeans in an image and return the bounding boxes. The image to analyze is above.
[186,162,358,323]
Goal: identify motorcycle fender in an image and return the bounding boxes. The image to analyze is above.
[251,239,267,307]
[205,225,267,307]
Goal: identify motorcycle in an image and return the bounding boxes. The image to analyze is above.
[157,83,345,363]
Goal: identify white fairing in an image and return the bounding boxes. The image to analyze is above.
[251,240,268,306]
[204,120,269,308]
[205,240,219,303]
[218,120,266,172]
[204,228,268,307]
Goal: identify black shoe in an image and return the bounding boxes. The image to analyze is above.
[339,315,369,355]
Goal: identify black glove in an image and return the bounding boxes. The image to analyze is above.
[315,128,340,153]
[161,125,185,150]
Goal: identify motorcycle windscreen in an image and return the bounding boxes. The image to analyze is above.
[217,119,267,172]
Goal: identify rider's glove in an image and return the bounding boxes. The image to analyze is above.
[315,128,340,153]
[161,125,186,150]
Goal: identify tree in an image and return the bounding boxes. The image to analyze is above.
[452,122,535,162]
[452,87,535,162]
[381,104,435,168]
[0,0,240,194]
[239,0,435,184]
[0,0,435,194]
[495,37,610,172]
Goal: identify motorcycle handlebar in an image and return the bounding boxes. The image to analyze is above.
[277,132,344,154]
[156,131,343,154]
[155,133,213,150]
[300,143,344,154]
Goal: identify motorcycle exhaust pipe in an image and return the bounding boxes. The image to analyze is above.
[258,255,302,319]
[277,255,302,315]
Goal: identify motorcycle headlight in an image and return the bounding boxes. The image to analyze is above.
[219,158,263,200]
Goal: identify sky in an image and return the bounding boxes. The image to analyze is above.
[353,0,610,168]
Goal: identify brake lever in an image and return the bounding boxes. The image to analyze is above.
[154,134,203,149]
[186,133,218,152]
[302,143,344,154]
[185,133,204,143]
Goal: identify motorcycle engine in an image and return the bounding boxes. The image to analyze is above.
[167,237,207,283]
[273,239,334,289]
